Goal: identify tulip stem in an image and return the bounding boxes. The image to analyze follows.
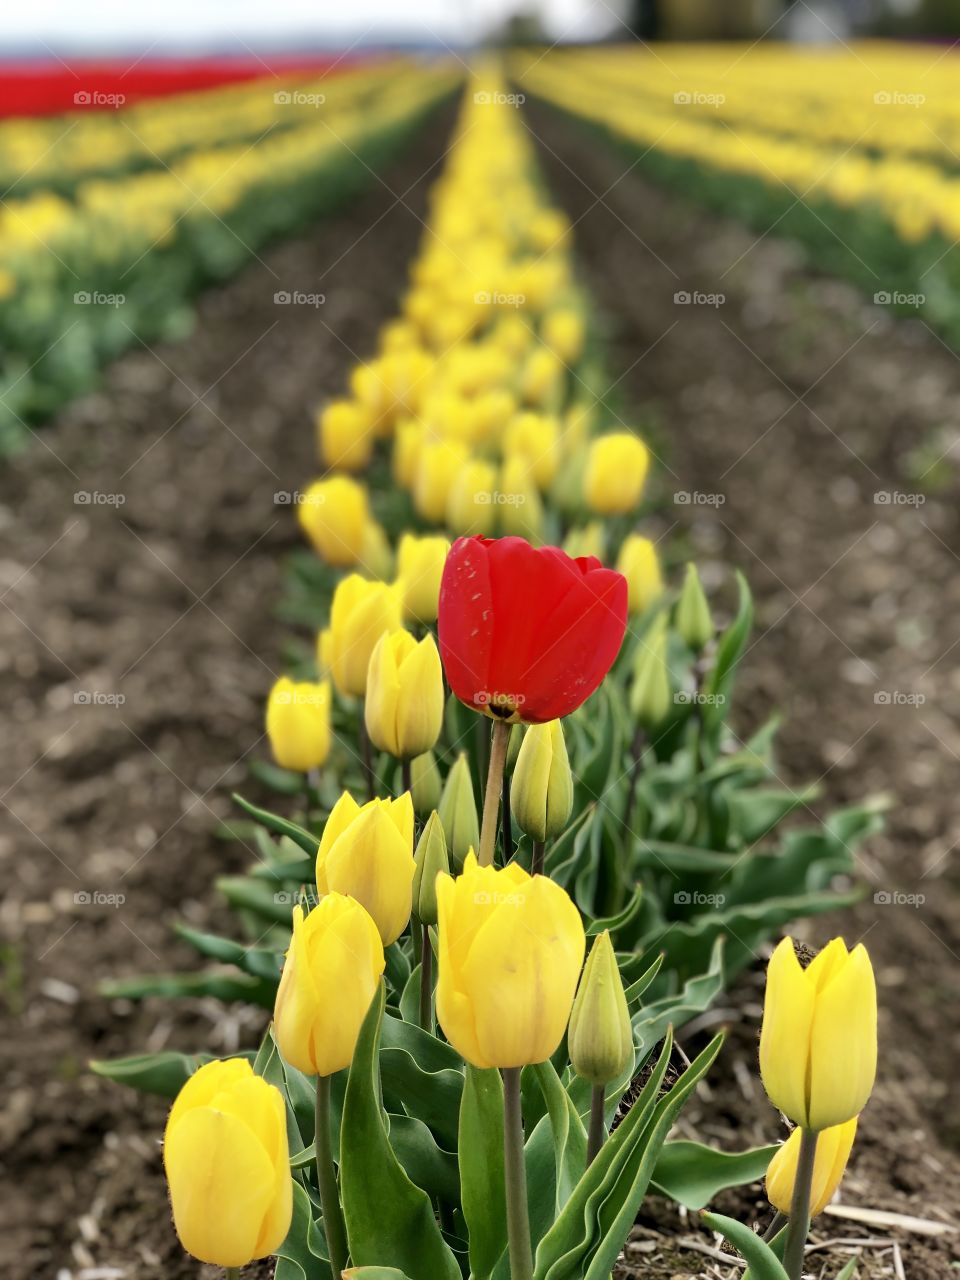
[762,1210,788,1243]
[401,756,412,797]
[586,1084,606,1165]
[502,1067,533,1280]
[782,1127,818,1280]
[531,839,546,876]
[315,1074,349,1280]
[478,718,511,867]
[502,769,514,859]
[419,921,433,1032]
[225,1270,240,1279]
[359,712,376,801]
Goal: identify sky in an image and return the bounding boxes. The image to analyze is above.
[0,0,628,50]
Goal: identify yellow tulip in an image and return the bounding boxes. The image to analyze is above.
[316,399,374,472]
[315,791,415,944]
[273,895,385,1076]
[327,574,402,698]
[396,532,450,624]
[297,475,369,566]
[436,852,585,1068]
[446,457,499,535]
[265,676,331,773]
[414,438,469,523]
[584,432,650,515]
[393,417,424,488]
[617,535,663,614]
[504,412,560,489]
[511,719,573,843]
[543,307,585,363]
[365,629,444,760]
[563,521,606,562]
[521,347,563,407]
[766,1118,858,1218]
[163,1058,292,1268]
[498,454,543,541]
[760,937,877,1130]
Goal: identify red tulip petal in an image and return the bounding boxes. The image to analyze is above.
[438,537,494,708]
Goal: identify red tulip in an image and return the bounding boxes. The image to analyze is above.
[438,536,628,724]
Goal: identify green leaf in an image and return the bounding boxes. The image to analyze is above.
[701,1211,789,1280]
[90,1049,253,1097]
[345,1270,414,1280]
[632,937,725,1054]
[98,968,276,1008]
[380,1014,464,1148]
[459,1067,507,1280]
[174,923,282,983]
[232,791,319,855]
[274,1179,332,1280]
[703,571,753,726]
[622,952,663,1006]
[532,1059,588,1213]
[585,884,644,937]
[217,875,299,926]
[340,983,461,1280]
[651,1140,776,1210]
[248,760,307,794]
[834,1259,859,1280]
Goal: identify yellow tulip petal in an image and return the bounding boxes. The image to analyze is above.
[759,938,816,1126]
[807,945,877,1129]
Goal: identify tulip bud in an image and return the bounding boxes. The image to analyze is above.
[365,629,444,760]
[327,574,402,698]
[521,346,563,407]
[543,307,585,363]
[393,417,424,488]
[273,895,385,1075]
[412,810,449,926]
[617,535,663,614]
[396,532,450,625]
[436,852,586,1068]
[315,791,415,945]
[438,752,480,870]
[498,454,543,542]
[446,457,498,535]
[316,399,374,472]
[583,432,650,516]
[164,1059,292,1267]
[297,475,369,567]
[265,677,331,773]
[504,412,560,489]
[359,520,394,581]
[511,719,574,843]
[674,562,714,653]
[766,1118,858,1218]
[760,937,877,1130]
[411,749,442,815]
[629,615,672,729]
[568,930,633,1085]
[414,438,469,523]
[563,522,606,563]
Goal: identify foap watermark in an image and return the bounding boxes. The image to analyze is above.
[74,89,125,108]
[275,489,323,506]
[274,89,326,107]
[874,889,925,908]
[873,690,925,707]
[274,290,325,307]
[674,890,726,907]
[274,688,326,707]
[74,490,126,506]
[474,90,525,107]
[874,290,924,308]
[475,491,526,507]
[674,290,725,308]
[74,690,126,707]
[474,290,525,308]
[674,90,725,107]
[674,490,725,507]
[473,691,525,713]
[74,889,126,907]
[472,889,527,906]
[675,690,726,707]
[274,888,319,907]
[873,90,925,107]
[74,290,125,307]
[874,490,925,507]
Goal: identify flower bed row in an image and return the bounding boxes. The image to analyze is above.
[97,71,883,1280]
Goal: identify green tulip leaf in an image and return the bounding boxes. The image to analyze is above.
[380,1013,464,1147]
[701,1211,789,1280]
[247,760,308,795]
[90,1049,254,1097]
[98,968,276,1008]
[622,952,664,1006]
[834,1259,859,1280]
[344,1269,414,1280]
[174,922,282,983]
[459,1066,508,1280]
[702,570,753,729]
[232,791,319,854]
[275,1179,333,1280]
[341,983,461,1280]
[216,874,300,926]
[585,883,644,937]
[532,1059,588,1212]
[651,1140,777,1210]
[632,937,725,1054]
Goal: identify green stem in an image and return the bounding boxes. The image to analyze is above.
[478,718,511,867]
[502,768,514,859]
[419,920,433,1032]
[315,1074,349,1280]
[401,755,412,797]
[586,1084,606,1165]
[359,709,375,801]
[762,1209,788,1243]
[502,1067,533,1280]
[225,1270,240,1280]
[530,839,546,877]
[782,1128,819,1280]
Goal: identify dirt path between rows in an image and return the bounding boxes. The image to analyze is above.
[525,102,960,1277]
[0,111,453,1280]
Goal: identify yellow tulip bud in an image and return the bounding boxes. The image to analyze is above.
[438,752,480,870]
[265,677,331,773]
[675,562,713,654]
[396,532,450,624]
[316,399,374,472]
[411,749,442,815]
[315,791,415,944]
[760,937,877,1130]
[163,1059,292,1267]
[412,810,449,926]
[568,930,633,1085]
[563,522,606,563]
[543,307,585,363]
[436,852,586,1068]
[360,520,394,581]
[504,412,560,489]
[498,454,543,542]
[511,719,573,843]
[365,629,444,760]
[316,627,333,678]
[630,615,672,729]
[446,457,499,535]
[273,895,385,1076]
[297,475,369,566]
[584,432,650,515]
[415,438,470,523]
[393,418,424,489]
[617,535,663,614]
[327,574,402,698]
[766,1118,858,1218]
[521,347,563,407]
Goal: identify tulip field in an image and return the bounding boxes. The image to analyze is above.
[5,39,960,1280]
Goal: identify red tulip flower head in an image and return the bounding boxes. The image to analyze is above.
[438,536,628,724]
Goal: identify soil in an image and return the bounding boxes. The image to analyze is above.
[5,95,960,1280]
[522,101,960,1279]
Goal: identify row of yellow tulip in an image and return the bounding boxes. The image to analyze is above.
[513,44,960,247]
